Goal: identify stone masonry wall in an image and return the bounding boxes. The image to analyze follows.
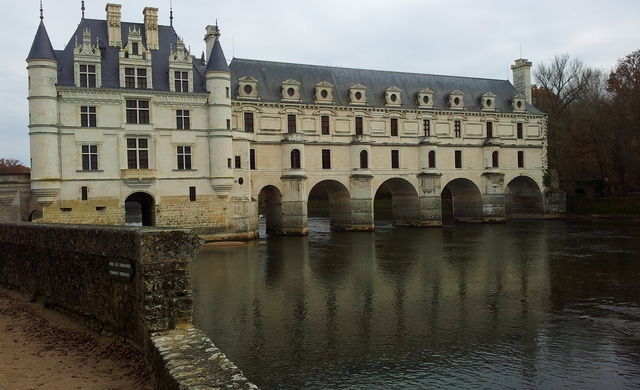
[0,222,258,389]
[157,194,227,232]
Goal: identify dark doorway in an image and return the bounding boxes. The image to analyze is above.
[125,192,155,226]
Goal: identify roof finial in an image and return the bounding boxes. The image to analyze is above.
[40,0,44,20]
[81,0,85,19]
[169,1,173,27]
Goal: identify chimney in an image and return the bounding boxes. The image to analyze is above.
[204,24,220,62]
[511,58,533,104]
[106,3,122,47]
[143,7,159,50]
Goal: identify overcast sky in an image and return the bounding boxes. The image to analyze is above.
[2,0,640,165]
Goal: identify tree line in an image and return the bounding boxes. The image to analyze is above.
[533,49,640,195]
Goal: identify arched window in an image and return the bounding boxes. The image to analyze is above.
[428,150,436,168]
[360,150,368,169]
[492,151,499,168]
[290,149,301,169]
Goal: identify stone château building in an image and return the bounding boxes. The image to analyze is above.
[24,3,564,237]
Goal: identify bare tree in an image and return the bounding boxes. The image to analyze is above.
[0,158,30,174]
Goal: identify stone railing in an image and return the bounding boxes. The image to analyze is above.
[351,134,371,144]
[281,132,305,143]
[0,222,258,390]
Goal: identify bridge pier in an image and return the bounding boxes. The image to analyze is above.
[482,172,506,223]
[418,196,443,227]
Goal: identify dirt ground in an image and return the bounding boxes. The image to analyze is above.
[0,286,153,390]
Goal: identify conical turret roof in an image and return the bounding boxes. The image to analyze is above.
[205,39,229,73]
[27,20,57,61]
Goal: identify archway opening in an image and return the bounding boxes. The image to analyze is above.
[125,192,155,226]
[375,178,420,226]
[258,185,283,236]
[505,176,543,218]
[308,180,351,231]
[441,179,483,223]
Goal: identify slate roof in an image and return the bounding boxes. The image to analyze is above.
[53,18,208,92]
[229,58,543,115]
[27,21,57,61]
[206,39,230,73]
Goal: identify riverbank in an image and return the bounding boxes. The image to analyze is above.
[0,285,152,389]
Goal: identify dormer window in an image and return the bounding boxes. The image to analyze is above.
[74,27,102,88]
[349,84,368,105]
[385,86,402,107]
[119,27,152,89]
[281,79,301,102]
[417,88,434,109]
[511,94,526,112]
[79,65,97,88]
[237,76,259,100]
[448,90,465,110]
[125,68,148,89]
[480,92,496,111]
[314,81,334,104]
[168,38,193,93]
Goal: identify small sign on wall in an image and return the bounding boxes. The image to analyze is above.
[107,258,134,282]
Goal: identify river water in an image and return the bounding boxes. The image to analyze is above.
[191,218,640,389]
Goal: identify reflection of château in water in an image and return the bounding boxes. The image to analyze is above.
[22,3,564,236]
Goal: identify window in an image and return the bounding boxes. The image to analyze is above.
[131,42,139,55]
[455,150,462,168]
[226,119,231,130]
[174,71,188,92]
[423,119,430,136]
[127,138,149,169]
[126,100,150,124]
[321,115,330,135]
[454,120,461,138]
[288,114,297,133]
[428,150,436,168]
[244,112,254,133]
[487,122,493,138]
[290,149,301,169]
[518,151,524,168]
[492,151,499,168]
[81,106,97,127]
[391,150,399,169]
[124,67,147,89]
[355,117,363,135]
[517,122,523,139]
[360,150,368,169]
[234,155,241,169]
[391,118,398,136]
[189,186,196,202]
[79,65,96,88]
[81,145,98,170]
[250,149,256,170]
[81,186,88,201]
[177,146,192,170]
[322,149,331,169]
[177,110,190,130]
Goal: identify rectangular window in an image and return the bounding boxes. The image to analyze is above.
[288,114,297,133]
[487,122,493,138]
[321,115,330,135]
[244,112,254,133]
[175,71,189,92]
[79,64,96,88]
[132,42,139,55]
[455,150,462,168]
[423,119,430,136]
[454,120,461,138]
[517,122,523,139]
[518,151,524,168]
[81,186,88,201]
[234,155,241,169]
[250,149,256,170]
[126,100,150,124]
[391,150,399,169]
[81,106,97,127]
[355,117,364,135]
[322,149,331,169]
[127,138,149,169]
[189,186,196,202]
[124,67,147,89]
[390,118,398,136]
[177,146,192,170]
[81,144,98,170]
[177,110,190,130]
[226,119,231,130]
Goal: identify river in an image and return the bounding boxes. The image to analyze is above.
[190,218,640,389]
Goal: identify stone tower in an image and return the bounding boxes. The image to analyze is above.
[26,13,61,206]
[511,58,533,104]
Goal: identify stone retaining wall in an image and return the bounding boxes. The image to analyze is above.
[0,222,258,390]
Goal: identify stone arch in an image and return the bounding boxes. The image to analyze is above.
[308,180,352,231]
[376,178,420,226]
[258,185,284,235]
[441,178,483,223]
[125,192,155,226]
[505,176,544,218]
